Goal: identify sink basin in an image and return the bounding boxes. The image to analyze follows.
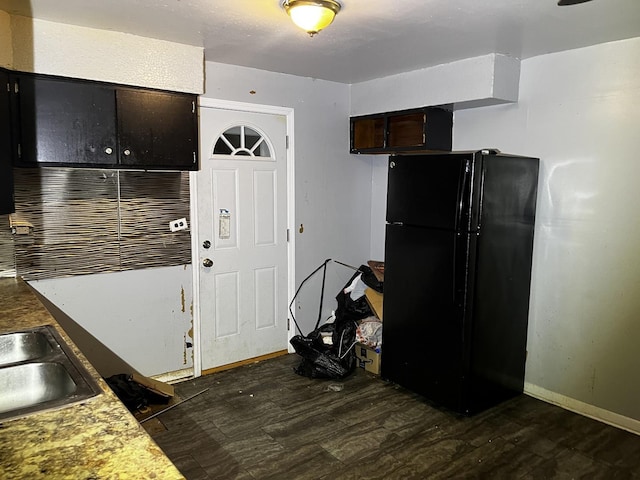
[0,362,77,414]
[0,326,101,421]
[0,331,53,365]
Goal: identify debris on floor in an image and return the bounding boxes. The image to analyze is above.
[289,259,384,380]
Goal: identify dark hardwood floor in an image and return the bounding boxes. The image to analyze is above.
[144,354,640,479]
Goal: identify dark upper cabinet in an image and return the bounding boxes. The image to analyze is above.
[117,89,197,169]
[13,74,117,166]
[1,69,15,214]
[10,72,198,171]
[350,107,453,154]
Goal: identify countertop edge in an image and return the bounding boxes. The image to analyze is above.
[0,277,185,480]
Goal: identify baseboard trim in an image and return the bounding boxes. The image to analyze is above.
[524,382,640,436]
[151,367,194,385]
[202,350,289,376]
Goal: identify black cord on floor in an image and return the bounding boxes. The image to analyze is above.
[288,259,363,337]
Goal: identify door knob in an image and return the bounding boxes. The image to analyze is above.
[202,258,214,268]
[203,240,211,249]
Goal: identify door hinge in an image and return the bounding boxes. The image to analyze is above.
[192,101,195,114]
[13,81,19,94]
[193,152,197,164]
[287,318,290,330]
[286,228,290,242]
[285,135,289,149]
[6,82,9,93]
[17,143,21,158]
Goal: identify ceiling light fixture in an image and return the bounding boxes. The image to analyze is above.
[283,0,341,37]
[557,0,593,5]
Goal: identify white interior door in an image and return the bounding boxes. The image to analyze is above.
[196,107,289,371]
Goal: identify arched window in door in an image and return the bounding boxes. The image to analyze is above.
[213,125,272,158]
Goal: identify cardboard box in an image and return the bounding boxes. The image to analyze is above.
[365,288,383,321]
[131,372,174,398]
[355,342,381,375]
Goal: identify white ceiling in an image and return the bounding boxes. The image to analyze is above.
[1,0,639,84]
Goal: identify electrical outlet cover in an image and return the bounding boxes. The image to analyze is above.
[170,217,188,232]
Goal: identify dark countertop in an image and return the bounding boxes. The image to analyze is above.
[0,277,184,479]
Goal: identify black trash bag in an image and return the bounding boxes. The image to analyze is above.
[335,266,375,322]
[104,374,169,411]
[359,264,383,293]
[290,335,351,379]
[291,268,373,379]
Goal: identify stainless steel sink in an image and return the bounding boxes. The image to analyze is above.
[0,331,53,365]
[0,362,77,413]
[0,326,101,421]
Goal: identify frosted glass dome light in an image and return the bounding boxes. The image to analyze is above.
[283,0,341,36]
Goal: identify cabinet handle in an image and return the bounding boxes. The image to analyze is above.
[123,149,131,156]
[104,147,113,155]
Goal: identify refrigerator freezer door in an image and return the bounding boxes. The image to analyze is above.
[386,153,473,230]
[381,223,472,412]
[475,154,539,231]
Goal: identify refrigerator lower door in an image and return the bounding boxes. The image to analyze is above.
[467,225,534,412]
[381,224,471,412]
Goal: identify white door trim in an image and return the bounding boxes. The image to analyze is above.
[190,98,295,378]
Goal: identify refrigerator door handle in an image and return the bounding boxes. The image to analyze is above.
[476,164,486,232]
[456,160,470,231]
[453,235,458,304]
[452,233,466,305]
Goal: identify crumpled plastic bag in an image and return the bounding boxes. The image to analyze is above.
[356,316,383,348]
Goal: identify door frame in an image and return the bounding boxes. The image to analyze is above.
[190,98,296,378]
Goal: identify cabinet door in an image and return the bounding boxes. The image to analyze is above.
[1,69,14,214]
[387,112,425,148]
[13,74,117,166]
[116,89,197,170]
[351,116,385,151]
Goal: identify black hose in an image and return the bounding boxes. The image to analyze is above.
[314,260,329,331]
[288,259,331,336]
[288,259,365,337]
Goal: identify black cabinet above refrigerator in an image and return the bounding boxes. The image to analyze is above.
[350,107,452,154]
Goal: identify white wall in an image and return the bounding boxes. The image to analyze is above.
[29,266,193,377]
[5,15,205,376]
[203,62,374,334]
[453,38,640,430]
[9,15,204,93]
[369,156,388,261]
[0,11,11,67]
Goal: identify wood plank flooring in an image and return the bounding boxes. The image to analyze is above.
[145,354,640,479]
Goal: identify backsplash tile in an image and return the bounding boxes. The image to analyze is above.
[2,168,191,280]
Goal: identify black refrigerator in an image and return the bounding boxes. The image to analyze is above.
[381,150,539,415]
